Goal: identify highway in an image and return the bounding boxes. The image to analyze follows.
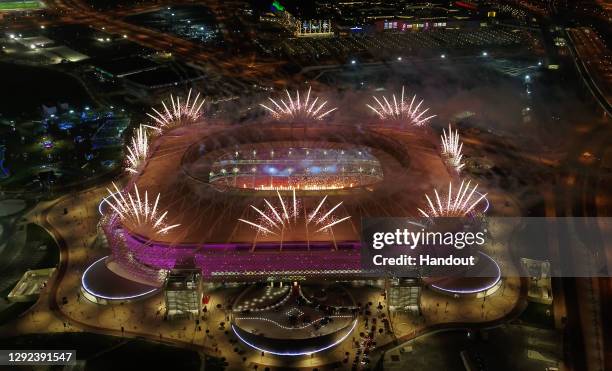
[565,28,612,117]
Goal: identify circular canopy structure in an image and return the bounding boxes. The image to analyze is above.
[424,252,502,296]
[81,256,160,303]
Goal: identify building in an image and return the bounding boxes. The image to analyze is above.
[164,267,202,320]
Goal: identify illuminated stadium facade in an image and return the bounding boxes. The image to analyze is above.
[85,88,497,303]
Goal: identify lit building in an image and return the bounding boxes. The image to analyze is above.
[165,267,202,320]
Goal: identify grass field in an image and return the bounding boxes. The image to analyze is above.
[0,1,43,11]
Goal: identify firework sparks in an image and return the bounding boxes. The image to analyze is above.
[315,216,352,233]
[260,87,338,121]
[145,89,205,132]
[418,180,487,217]
[104,182,180,235]
[125,125,149,174]
[239,191,350,235]
[366,86,436,126]
[441,124,465,172]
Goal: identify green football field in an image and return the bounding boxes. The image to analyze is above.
[0,1,43,10]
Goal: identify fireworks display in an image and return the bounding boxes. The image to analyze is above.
[125,125,149,174]
[418,180,487,217]
[441,124,465,172]
[100,83,503,286]
[238,190,350,236]
[104,182,180,235]
[145,89,205,132]
[367,86,436,126]
[260,87,338,121]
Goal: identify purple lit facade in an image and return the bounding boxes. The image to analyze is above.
[104,215,362,281]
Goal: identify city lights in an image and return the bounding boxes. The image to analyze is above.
[4,0,608,365]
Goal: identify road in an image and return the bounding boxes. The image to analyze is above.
[565,27,612,116]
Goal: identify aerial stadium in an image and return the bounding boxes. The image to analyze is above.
[81,87,500,353]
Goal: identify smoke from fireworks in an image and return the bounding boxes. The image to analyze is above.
[125,125,149,174]
[104,182,180,235]
[367,86,436,126]
[260,87,338,121]
[238,190,350,235]
[418,180,487,217]
[145,89,205,132]
[441,124,465,172]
